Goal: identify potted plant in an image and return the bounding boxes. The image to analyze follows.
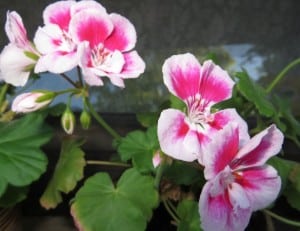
[0,1,300,231]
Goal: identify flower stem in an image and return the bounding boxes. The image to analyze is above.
[60,73,77,87]
[263,209,300,227]
[77,66,84,87]
[85,98,121,140]
[0,84,9,106]
[266,57,300,94]
[86,160,131,168]
[163,199,180,224]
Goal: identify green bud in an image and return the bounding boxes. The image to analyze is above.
[80,110,91,130]
[34,90,56,103]
[61,107,76,135]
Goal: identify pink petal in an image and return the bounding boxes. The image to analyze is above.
[157,109,200,161]
[199,60,234,104]
[234,125,284,169]
[235,165,281,211]
[70,9,113,48]
[202,124,239,179]
[104,13,137,52]
[162,53,201,101]
[71,0,107,15]
[43,0,75,31]
[113,51,145,79]
[199,180,252,231]
[211,109,250,147]
[35,51,78,73]
[0,44,33,86]
[34,24,66,54]
[5,11,30,49]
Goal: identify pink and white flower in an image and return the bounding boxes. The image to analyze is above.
[0,11,38,86]
[33,0,78,73]
[199,124,283,231]
[157,53,249,163]
[71,8,145,87]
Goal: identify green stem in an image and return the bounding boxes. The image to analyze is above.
[163,199,180,224]
[85,98,121,140]
[0,84,9,106]
[266,57,300,94]
[86,160,131,168]
[263,209,300,227]
[154,164,165,189]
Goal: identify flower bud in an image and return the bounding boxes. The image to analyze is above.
[12,91,54,113]
[152,150,162,168]
[61,107,76,135]
[80,110,91,130]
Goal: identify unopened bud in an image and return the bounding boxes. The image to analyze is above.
[12,91,54,113]
[61,107,75,135]
[152,150,163,168]
[80,110,91,130]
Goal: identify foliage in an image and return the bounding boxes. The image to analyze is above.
[0,1,300,231]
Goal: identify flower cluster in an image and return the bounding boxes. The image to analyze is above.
[0,0,145,109]
[0,1,290,231]
[157,53,283,231]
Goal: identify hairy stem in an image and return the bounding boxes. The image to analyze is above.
[86,98,121,140]
[263,209,300,227]
[266,57,300,94]
[86,160,131,168]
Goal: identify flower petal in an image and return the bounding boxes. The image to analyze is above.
[235,165,281,211]
[202,124,239,179]
[234,125,284,169]
[199,180,252,231]
[199,60,234,104]
[162,53,201,101]
[5,11,30,49]
[157,109,200,161]
[104,13,137,52]
[35,51,78,74]
[0,44,33,86]
[70,9,113,48]
[211,109,250,147]
[43,0,75,31]
[111,51,146,79]
[71,0,107,15]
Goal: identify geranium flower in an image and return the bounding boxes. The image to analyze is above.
[70,8,145,87]
[199,124,283,231]
[0,11,38,86]
[33,0,78,73]
[157,53,249,162]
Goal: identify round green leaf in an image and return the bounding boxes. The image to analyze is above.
[0,114,52,191]
[71,168,159,231]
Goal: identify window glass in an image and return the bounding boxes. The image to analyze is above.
[1,0,300,113]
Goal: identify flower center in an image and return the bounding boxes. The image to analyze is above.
[91,44,125,74]
[59,32,76,52]
[185,94,214,130]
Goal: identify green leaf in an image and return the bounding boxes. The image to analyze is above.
[284,184,300,211]
[164,161,205,186]
[118,126,159,173]
[136,112,160,127]
[273,96,300,145]
[40,138,86,209]
[0,113,52,195]
[177,200,202,231]
[71,168,159,231]
[288,163,300,192]
[0,185,29,208]
[170,95,186,110]
[235,71,275,117]
[268,156,296,191]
